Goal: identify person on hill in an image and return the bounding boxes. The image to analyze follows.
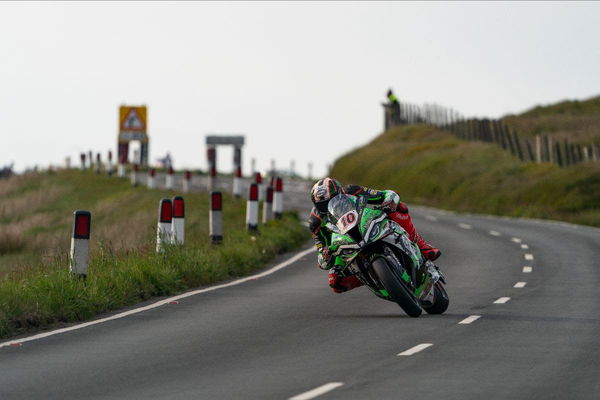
[387,88,402,125]
[308,177,441,293]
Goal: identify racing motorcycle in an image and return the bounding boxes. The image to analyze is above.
[327,194,449,317]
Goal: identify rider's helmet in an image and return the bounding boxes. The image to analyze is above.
[311,177,342,214]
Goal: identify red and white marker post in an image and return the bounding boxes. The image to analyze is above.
[70,210,91,277]
[148,168,156,189]
[233,166,242,198]
[118,154,126,177]
[207,147,217,191]
[107,150,114,176]
[273,177,284,219]
[156,198,172,253]
[95,153,101,174]
[263,186,274,223]
[172,196,185,245]
[131,164,139,187]
[210,191,223,244]
[255,172,263,201]
[183,170,192,193]
[246,183,259,231]
[80,153,86,170]
[166,166,174,190]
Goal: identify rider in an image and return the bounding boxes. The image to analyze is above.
[308,177,441,294]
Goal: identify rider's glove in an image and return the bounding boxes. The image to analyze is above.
[317,246,334,270]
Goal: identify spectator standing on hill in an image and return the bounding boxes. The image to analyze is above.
[387,89,401,126]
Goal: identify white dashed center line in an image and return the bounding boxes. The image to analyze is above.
[511,237,522,243]
[397,343,434,356]
[524,254,534,261]
[514,282,527,288]
[289,383,344,400]
[489,230,501,236]
[523,266,533,273]
[494,297,511,304]
[521,244,529,249]
[459,315,481,324]
[458,223,473,230]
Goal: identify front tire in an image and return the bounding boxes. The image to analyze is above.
[372,257,422,317]
[423,282,449,315]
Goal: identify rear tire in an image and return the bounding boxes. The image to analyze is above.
[423,282,449,315]
[372,257,422,317]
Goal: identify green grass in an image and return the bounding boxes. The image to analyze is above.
[502,95,600,145]
[330,125,600,227]
[0,170,309,339]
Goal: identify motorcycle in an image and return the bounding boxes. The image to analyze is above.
[327,194,449,317]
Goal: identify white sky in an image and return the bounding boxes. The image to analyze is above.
[1,1,599,176]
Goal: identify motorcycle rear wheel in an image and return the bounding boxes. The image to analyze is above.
[423,281,449,315]
[372,257,422,318]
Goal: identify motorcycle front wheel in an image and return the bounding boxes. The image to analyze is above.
[372,257,422,318]
[422,281,449,315]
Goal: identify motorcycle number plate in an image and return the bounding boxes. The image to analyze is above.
[336,210,358,234]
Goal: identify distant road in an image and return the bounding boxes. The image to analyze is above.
[1,175,599,399]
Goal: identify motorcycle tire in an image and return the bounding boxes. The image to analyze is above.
[372,257,422,318]
[422,281,449,315]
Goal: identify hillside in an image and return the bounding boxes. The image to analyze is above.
[330,124,600,227]
[501,95,600,145]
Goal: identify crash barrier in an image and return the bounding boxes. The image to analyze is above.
[148,168,156,189]
[172,196,185,245]
[156,198,172,253]
[166,167,174,190]
[70,210,91,277]
[210,191,223,244]
[246,183,259,231]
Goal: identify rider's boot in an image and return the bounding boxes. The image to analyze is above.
[388,203,441,261]
[328,271,363,293]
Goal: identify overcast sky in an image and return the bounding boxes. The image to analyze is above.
[1,1,599,176]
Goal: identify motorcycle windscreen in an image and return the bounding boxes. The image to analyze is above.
[328,195,359,234]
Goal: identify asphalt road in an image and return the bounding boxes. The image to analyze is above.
[1,177,599,399]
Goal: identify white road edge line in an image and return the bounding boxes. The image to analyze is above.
[458,223,473,230]
[494,297,511,304]
[511,237,522,243]
[524,253,534,261]
[514,282,527,288]
[397,343,434,356]
[523,266,533,273]
[0,247,317,349]
[459,315,481,325]
[489,230,501,236]
[289,383,344,400]
[521,244,529,249]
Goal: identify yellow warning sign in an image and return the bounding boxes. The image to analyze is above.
[118,106,148,143]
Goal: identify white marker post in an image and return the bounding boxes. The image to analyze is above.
[273,177,284,219]
[166,166,174,190]
[156,198,172,253]
[246,183,259,232]
[70,210,91,277]
[263,186,273,223]
[80,153,86,170]
[148,168,156,189]
[118,154,126,177]
[183,170,191,193]
[131,164,139,187]
[171,196,185,245]
[210,191,223,244]
[233,166,242,198]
